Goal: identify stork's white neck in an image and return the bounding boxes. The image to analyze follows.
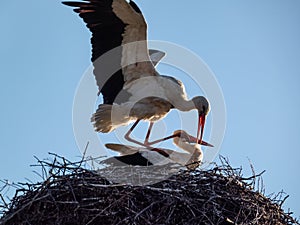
[173,99,196,112]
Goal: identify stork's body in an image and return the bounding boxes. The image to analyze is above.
[63,0,210,146]
[93,75,203,130]
[103,130,205,170]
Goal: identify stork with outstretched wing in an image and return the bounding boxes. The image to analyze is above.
[62,0,211,147]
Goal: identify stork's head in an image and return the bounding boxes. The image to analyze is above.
[191,96,210,145]
[172,130,213,147]
[172,130,213,170]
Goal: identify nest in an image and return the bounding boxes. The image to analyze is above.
[0,154,298,225]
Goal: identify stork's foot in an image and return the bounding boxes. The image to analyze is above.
[143,122,154,147]
[124,119,153,148]
[143,140,151,146]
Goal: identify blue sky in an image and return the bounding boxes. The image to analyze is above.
[1,0,300,219]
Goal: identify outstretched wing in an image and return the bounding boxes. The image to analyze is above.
[62,0,158,104]
[112,0,156,83]
[105,143,140,155]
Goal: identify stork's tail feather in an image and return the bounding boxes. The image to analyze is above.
[91,104,114,133]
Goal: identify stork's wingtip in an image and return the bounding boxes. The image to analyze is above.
[61,1,80,7]
[61,1,69,6]
[149,49,166,67]
[105,143,117,149]
[105,143,126,151]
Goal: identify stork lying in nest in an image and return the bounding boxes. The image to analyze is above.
[103,130,213,170]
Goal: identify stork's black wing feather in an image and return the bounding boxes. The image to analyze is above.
[129,0,142,13]
[105,152,153,166]
[62,0,143,104]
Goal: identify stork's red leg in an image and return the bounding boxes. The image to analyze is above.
[145,133,179,146]
[144,122,154,145]
[124,119,148,147]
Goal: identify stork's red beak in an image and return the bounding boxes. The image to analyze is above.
[186,133,214,147]
[196,113,206,146]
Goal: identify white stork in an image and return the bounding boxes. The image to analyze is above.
[102,130,212,170]
[62,0,211,146]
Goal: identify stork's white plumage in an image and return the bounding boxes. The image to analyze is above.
[62,0,211,146]
[103,130,208,170]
